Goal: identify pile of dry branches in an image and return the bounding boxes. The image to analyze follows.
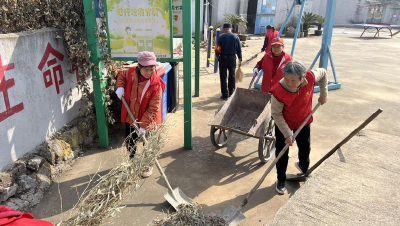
[60,126,167,226]
[155,204,226,226]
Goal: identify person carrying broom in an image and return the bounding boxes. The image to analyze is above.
[215,23,242,100]
[271,60,328,194]
[115,51,165,178]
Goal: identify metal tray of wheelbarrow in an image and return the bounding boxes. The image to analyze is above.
[209,88,275,163]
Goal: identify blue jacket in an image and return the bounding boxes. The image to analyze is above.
[216,31,242,61]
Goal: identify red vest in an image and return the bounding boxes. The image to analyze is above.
[257,51,292,93]
[271,70,315,130]
[0,205,53,226]
[265,30,278,53]
[121,67,165,126]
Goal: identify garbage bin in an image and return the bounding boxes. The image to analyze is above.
[157,63,172,122]
[167,62,179,113]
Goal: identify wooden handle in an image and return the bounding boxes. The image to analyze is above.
[121,97,140,133]
[305,108,383,176]
[121,96,178,199]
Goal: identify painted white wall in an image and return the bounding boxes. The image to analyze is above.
[273,0,370,28]
[0,28,91,171]
[310,0,368,25]
[210,0,241,27]
[382,3,400,25]
[268,0,314,29]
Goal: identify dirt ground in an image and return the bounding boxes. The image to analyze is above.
[31,27,400,225]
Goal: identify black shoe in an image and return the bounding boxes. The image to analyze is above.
[276,180,286,195]
[295,161,307,174]
[220,96,228,100]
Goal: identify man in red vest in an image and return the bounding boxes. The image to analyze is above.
[254,37,292,93]
[115,51,165,178]
[271,60,328,194]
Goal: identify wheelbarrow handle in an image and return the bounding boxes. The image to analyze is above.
[240,103,321,208]
[121,96,177,196]
[248,72,257,90]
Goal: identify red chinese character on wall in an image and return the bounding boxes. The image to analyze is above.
[38,43,65,94]
[0,54,24,122]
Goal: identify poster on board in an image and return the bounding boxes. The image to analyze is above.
[105,0,171,59]
[172,0,183,36]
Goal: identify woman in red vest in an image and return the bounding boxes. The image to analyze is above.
[115,51,165,178]
[0,205,54,226]
[261,25,279,53]
[271,60,328,195]
[254,37,292,93]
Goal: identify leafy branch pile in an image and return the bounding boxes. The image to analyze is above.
[0,0,119,124]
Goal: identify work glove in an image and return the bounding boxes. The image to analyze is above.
[253,67,259,76]
[115,87,124,100]
[138,127,146,137]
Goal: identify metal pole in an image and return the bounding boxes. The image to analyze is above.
[83,0,109,148]
[195,0,201,97]
[182,0,192,149]
[319,0,337,69]
[204,0,209,41]
[291,0,306,56]
[214,28,221,73]
[309,49,321,69]
[206,26,213,67]
[327,46,338,83]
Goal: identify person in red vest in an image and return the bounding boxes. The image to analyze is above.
[115,51,165,178]
[0,205,54,225]
[254,37,292,93]
[261,25,279,53]
[271,60,328,195]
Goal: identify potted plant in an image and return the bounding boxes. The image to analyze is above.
[314,15,325,36]
[301,12,318,37]
[285,26,296,38]
[223,13,248,40]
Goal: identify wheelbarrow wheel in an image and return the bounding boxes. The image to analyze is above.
[258,118,276,163]
[210,126,229,148]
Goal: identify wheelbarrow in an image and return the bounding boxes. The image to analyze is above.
[209,87,276,163]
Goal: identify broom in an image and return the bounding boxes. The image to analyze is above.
[235,65,244,83]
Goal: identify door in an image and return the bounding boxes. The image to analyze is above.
[255,0,277,35]
[247,0,258,34]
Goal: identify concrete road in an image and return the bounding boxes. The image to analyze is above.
[268,130,400,226]
[31,27,400,225]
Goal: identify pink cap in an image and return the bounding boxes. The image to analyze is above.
[271,37,284,46]
[138,51,157,66]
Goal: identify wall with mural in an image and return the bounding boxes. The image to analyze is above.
[0,28,90,171]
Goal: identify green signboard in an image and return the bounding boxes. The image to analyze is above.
[105,0,172,59]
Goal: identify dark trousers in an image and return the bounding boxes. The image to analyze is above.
[218,55,236,98]
[125,123,139,158]
[275,124,311,181]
